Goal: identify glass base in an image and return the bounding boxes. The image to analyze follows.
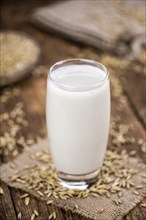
[58,169,100,190]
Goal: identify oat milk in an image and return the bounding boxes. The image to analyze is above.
[46,64,110,175]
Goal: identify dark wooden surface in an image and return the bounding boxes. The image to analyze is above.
[0,1,146,220]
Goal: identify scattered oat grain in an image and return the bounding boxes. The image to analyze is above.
[133,190,139,196]
[37,190,44,196]
[47,200,54,205]
[31,213,35,220]
[135,185,143,189]
[24,197,30,206]
[98,208,104,213]
[49,213,53,219]
[0,187,4,195]
[17,212,22,220]
[20,193,29,199]
[33,210,39,216]
[52,211,56,219]
[141,203,146,208]
[74,204,78,209]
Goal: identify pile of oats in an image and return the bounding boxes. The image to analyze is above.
[9,148,146,205]
[0,87,35,157]
[0,32,40,77]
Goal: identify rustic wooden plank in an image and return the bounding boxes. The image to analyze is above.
[0,182,17,220]
[0,93,41,220]
[10,188,40,220]
[124,198,146,220]
[119,66,145,128]
[37,200,57,220]
[20,78,46,139]
[61,209,90,220]
[37,200,65,220]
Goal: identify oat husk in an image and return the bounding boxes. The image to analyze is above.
[0,139,146,220]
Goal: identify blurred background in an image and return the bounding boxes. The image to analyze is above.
[0,0,145,158]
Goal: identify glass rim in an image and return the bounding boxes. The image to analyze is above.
[48,58,109,92]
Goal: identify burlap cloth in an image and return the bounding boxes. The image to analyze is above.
[1,139,146,220]
[31,0,145,56]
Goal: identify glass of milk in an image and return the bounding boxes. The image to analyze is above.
[46,59,110,189]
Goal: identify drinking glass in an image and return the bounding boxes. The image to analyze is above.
[46,58,110,189]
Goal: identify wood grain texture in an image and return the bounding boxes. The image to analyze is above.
[120,69,146,128]
[0,182,17,220]
[1,1,146,220]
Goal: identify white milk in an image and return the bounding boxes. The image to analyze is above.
[46,65,110,175]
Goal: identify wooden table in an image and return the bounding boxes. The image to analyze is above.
[0,1,146,219]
